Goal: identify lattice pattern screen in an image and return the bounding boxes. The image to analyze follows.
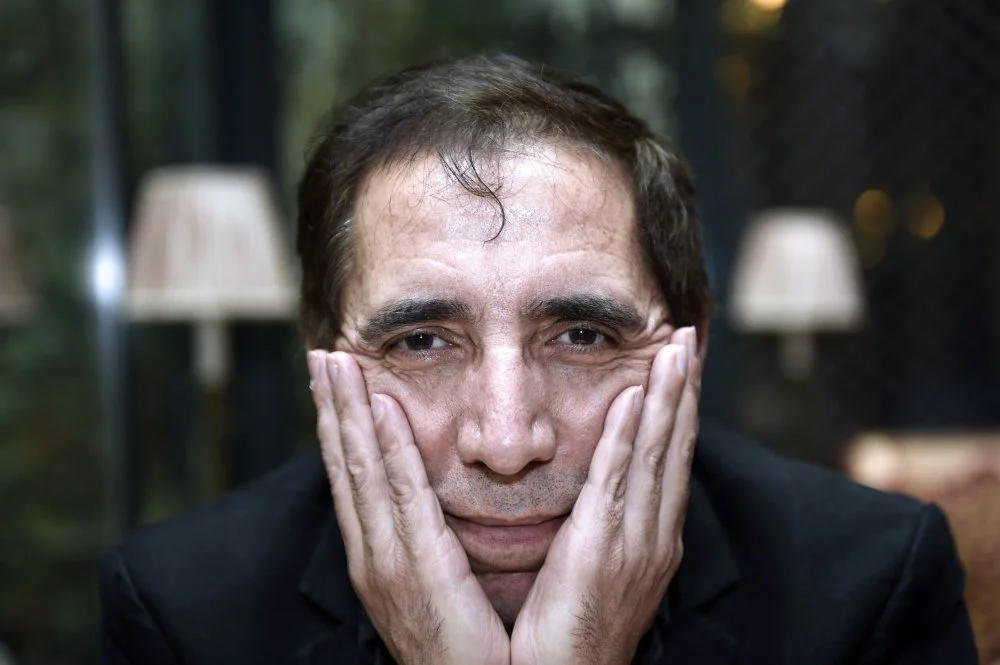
[715,0,1000,455]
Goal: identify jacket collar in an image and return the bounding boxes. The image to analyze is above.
[299,446,742,664]
[649,471,741,664]
[299,509,361,629]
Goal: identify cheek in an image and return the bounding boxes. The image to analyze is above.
[342,347,659,479]
[544,361,652,463]
[352,359,463,481]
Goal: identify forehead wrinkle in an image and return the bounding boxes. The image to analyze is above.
[359,145,633,248]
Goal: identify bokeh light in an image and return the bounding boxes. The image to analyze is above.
[907,195,946,239]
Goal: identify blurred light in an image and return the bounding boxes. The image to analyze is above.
[907,195,946,239]
[853,188,896,238]
[854,228,887,269]
[748,0,788,10]
[90,237,124,308]
[549,0,591,35]
[721,0,783,33]
[617,50,673,134]
[609,0,673,25]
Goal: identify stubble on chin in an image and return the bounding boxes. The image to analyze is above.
[477,571,539,631]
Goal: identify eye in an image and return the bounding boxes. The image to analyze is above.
[396,332,447,352]
[555,327,606,347]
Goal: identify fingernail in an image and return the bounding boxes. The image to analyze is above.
[326,352,338,384]
[675,345,688,376]
[370,393,385,422]
[684,327,698,357]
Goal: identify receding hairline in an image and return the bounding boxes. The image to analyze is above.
[353,135,627,213]
[343,138,638,265]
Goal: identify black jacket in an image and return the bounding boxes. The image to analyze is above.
[99,425,979,664]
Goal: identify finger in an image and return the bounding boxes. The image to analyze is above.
[370,392,451,545]
[572,385,644,532]
[658,327,701,542]
[623,339,688,531]
[327,351,396,546]
[307,350,364,561]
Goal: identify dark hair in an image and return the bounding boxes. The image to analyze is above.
[296,53,709,348]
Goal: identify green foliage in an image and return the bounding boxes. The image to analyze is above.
[0,1,104,663]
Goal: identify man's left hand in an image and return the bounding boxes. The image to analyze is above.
[510,327,700,665]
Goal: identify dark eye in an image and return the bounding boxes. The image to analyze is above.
[399,332,445,351]
[557,327,604,346]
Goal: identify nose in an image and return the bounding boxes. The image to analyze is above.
[457,348,556,476]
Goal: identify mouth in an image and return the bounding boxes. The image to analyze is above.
[450,514,566,527]
[444,513,568,574]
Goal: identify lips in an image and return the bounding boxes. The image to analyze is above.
[445,513,568,574]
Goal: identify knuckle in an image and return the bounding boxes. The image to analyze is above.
[609,472,629,503]
[345,459,376,493]
[387,478,418,504]
[678,432,698,466]
[641,445,667,471]
[391,505,415,541]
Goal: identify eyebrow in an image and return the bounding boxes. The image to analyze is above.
[524,294,645,332]
[357,296,475,346]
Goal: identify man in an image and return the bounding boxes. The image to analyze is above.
[99,54,978,664]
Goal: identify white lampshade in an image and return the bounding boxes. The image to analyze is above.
[0,205,35,324]
[125,166,296,386]
[729,208,865,378]
[126,166,295,321]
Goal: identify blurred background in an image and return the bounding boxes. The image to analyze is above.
[1,0,999,663]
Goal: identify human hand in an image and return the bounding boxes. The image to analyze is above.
[307,350,510,665]
[509,327,700,665]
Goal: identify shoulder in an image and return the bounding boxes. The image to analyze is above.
[104,451,331,615]
[693,424,971,657]
[694,422,939,552]
[99,452,341,661]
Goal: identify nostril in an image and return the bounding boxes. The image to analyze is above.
[469,459,548,484]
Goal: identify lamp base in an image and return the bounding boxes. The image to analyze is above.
[194,320,228,389]
[780,332,814,381]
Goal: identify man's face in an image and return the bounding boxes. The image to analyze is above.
[335,143,674,625]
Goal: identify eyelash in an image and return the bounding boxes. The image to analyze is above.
[385,323,619,358]
[387,329,452,356]
[549,324,619,354]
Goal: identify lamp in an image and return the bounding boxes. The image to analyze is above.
[125,166,296,497]
[0,205,35,325]
[125,166,296,388]
[729,208,865,380]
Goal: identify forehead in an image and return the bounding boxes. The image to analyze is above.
[346,143,654,311]
[358,144,631,239]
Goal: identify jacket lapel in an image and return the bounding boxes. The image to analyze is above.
[645,472,742,664]
[298,512,371,663]
[299,512,359,627]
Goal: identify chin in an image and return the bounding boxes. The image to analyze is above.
[477,571,538,631]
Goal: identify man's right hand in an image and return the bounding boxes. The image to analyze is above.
[307,350,511,665]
